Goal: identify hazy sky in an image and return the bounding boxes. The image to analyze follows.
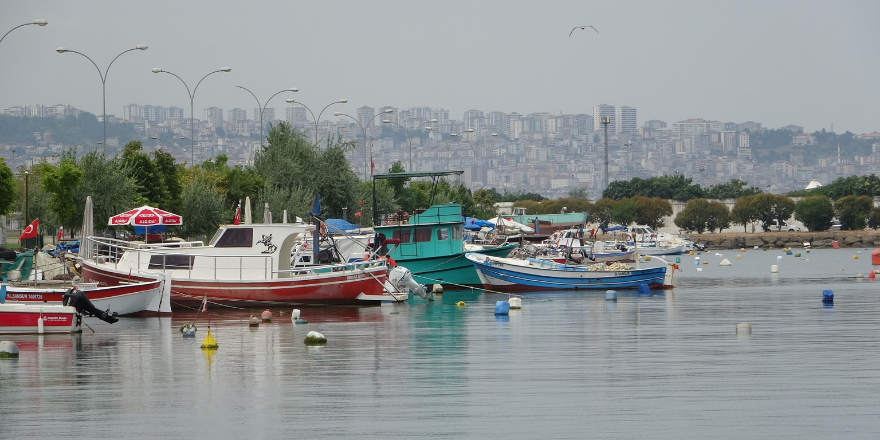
[2,0,878,134]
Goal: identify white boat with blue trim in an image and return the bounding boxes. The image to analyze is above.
[465,253,671,291]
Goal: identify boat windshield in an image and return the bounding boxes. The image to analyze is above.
[209,228,226,246]
[213,228,254,247]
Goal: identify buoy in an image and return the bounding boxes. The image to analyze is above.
[719,258,732,266]
[736,254,742,259]
[180,323,197,337]
[675,257,681,263]
[508,297,522,309]
[249,315,260,327]
[822,290,834,304]
[261,309,272,322]
[494,301,510,315]
[852,255,859,259]
[795,252,801,257]
[740,248,746,252]
[605,290,617,301]
[200,327,218,349]
[455,301,466,307]
[806,249,810,253]
[754,246,759,250]
[304,331,327,345]
[703,261,708,265]
[870,271,876,280]
[694,260,700,266]
[715,252,723,257]
[695,256,701,260]
[696,267,702,272]
[786,249,792,255]
[295,318,309,324]
[736,322,751,333]
[771,264,779,273]
[762,248,767,251]
[637,284,650,295]
[0,341,19,358]
[832,240,839,249]
[777,255,783,261]
[37,315,44,334]
[291,309,301,321]
[432,284,443,294]
[644,256,651,261]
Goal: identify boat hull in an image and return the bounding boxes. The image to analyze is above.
[466,253,667,291]
[2,280,166,316]
[0,303,81,334]
[81,260,394,307]
[394,244,517,287]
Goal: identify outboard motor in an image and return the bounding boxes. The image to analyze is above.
[389,266,428,299]
[62,288,119,324]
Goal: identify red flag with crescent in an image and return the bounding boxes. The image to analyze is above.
[233,200,242,225]
[57,226,64,240]
[19,218,38,240]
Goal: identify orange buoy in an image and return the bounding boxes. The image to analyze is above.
[261,309,272,322]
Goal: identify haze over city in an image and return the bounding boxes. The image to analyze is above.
[3,0,879,135]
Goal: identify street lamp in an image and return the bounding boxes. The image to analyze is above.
[150,135,186,150]
[152,66,232,165]
[333,109,393,179]
[56,44,148,154]
[0,20,47,46]
[286,98,347,146]
[382,118,436,172]
[235,86,298,146]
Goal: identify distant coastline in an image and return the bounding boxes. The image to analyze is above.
[667,230,880,250]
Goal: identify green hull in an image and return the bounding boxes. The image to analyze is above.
[395,244,517,287]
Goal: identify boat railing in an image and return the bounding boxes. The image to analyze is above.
[275,259,387,276]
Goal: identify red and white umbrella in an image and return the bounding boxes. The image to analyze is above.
[108,205,182,227]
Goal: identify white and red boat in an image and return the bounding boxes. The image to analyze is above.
[80,222,410,308]
[0,303,82,334]
[1,278,169,316]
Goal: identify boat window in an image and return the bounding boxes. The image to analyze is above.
[148,254,194,270]
[392,229,411,244]
[213,228,253,247]
[414,228,432,243]
[208,228,225,246]
[437,227,449,241]
[452,225,463,240]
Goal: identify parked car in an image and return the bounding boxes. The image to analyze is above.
[771,220,801,232]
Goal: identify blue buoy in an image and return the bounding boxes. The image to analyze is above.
[786,249,792,255]
[822,290,834,304]
[494,300,510,315]
[605,290,617,301]
[638,284,650,295]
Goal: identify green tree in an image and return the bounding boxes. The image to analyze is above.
[73,151,143,235]
[611,198,639,225]
[586,198,616,228]
[704,179,763,199]
[867,207,880,230]
[705,201,731,233]
[152,149,184,212]
[122,140,162,204]
[567,187,589,200]
[41,155,83,226]
[730,194,761,232]
[178,175,226,240]
[674,198,729,233]
[472,188,497,219]
[834,195,873,230]
[794,195,834,231]
[632,196,673,230]
[0,158,16,215]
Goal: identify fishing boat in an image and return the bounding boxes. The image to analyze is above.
[79,222,413,308]
[465,253,669,291]
[0,303,82,334]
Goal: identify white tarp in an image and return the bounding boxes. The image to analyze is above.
[488,217,535,233]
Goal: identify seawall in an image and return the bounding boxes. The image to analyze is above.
[679,230,880,250]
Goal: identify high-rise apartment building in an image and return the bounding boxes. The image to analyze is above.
[592,104,616,133]
[721,130,737,154]
[357,106,376,128]
[737,131,751,159]
[671,118,722,137]
[254,108,275,125]
[204,107,224,128]
[615,106,637,134]
[286,106,307,125]
[228,108,247,125]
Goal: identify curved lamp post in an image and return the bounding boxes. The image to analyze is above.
[382,118,436,172]
[286,98,347,146]
[334,109,393,179]
[150,134,187,150]
[235,86,298,146]
[1,19,47,45]
[152,67,231,164]
[57,44,148,154]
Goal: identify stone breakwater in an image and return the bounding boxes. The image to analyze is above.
[682,231,880,250]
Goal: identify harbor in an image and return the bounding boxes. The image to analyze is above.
[3,247,880,438]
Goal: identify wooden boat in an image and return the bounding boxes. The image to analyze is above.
[465,253,668,291]
[0,303,82,334]
[80,222,408,308]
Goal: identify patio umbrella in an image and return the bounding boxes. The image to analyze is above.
[244,197,252,224]
[80,196,94,258]
[263,203,271,224]
[108,205,182,243]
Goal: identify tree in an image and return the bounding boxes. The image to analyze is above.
[868,207,880,230]
[730,195,760,232]
[472,189,497,219]
[611,198,639,225]
[705,201,731,233]
[41,155,83,226]
[178,175,226,240]
[835,195,873,230]
[586,198,616,228]
[632,196,673,230]
[0,158,16,215]
[704,179,762,200]
[73,151,143,235]
[122,140,162,204]
[794,195,834,231]
[152,149,184,212]
[747,193,795,231]
[674,198,729,233]
[567,187,589,200]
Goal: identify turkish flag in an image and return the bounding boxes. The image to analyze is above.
[57,226,64,240]
[19,218,38,240]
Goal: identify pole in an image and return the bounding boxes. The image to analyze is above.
[602,116,610,194]
[24,171,29,248]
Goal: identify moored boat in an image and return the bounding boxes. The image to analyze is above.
[1,278,168,315]
[465,253,669,291]
[0,303,82,334]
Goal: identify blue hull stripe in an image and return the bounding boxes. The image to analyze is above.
[473,260,666,289]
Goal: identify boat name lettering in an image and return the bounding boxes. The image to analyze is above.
[6,293,44,300]
[42,316,69,322]
[347,274,364,280]
[614,271,631,276]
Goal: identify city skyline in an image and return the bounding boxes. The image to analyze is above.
[2,0,878,135]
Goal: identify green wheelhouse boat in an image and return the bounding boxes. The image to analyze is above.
[372,171,518,287]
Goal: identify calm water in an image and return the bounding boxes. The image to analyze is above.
[2,248,880,439]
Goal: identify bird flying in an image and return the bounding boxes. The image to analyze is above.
[569,25,599,36]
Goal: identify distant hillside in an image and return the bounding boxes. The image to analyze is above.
[749,129,876,164]
[0,113,140,147]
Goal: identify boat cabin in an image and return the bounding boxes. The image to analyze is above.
[374,204,465,259]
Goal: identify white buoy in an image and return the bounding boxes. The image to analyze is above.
[291,309,301,321]
[771,264,779,273]
[432,284,443,294]
[715,252,723,257]
[696,267,703,272]
[777,255,783,261]
[180,323,197,337]
[508,297,522,309]
[0,341,20,358]
[605,290,617,301]
[304,331,327,345]
[37,316,44,334]
[719,258,732,266]
[736,322,752,333]
[754,246,759,250]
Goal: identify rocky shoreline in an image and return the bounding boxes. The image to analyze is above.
[677,230,880,250]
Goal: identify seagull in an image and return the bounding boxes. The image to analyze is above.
[570,25,599,36]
